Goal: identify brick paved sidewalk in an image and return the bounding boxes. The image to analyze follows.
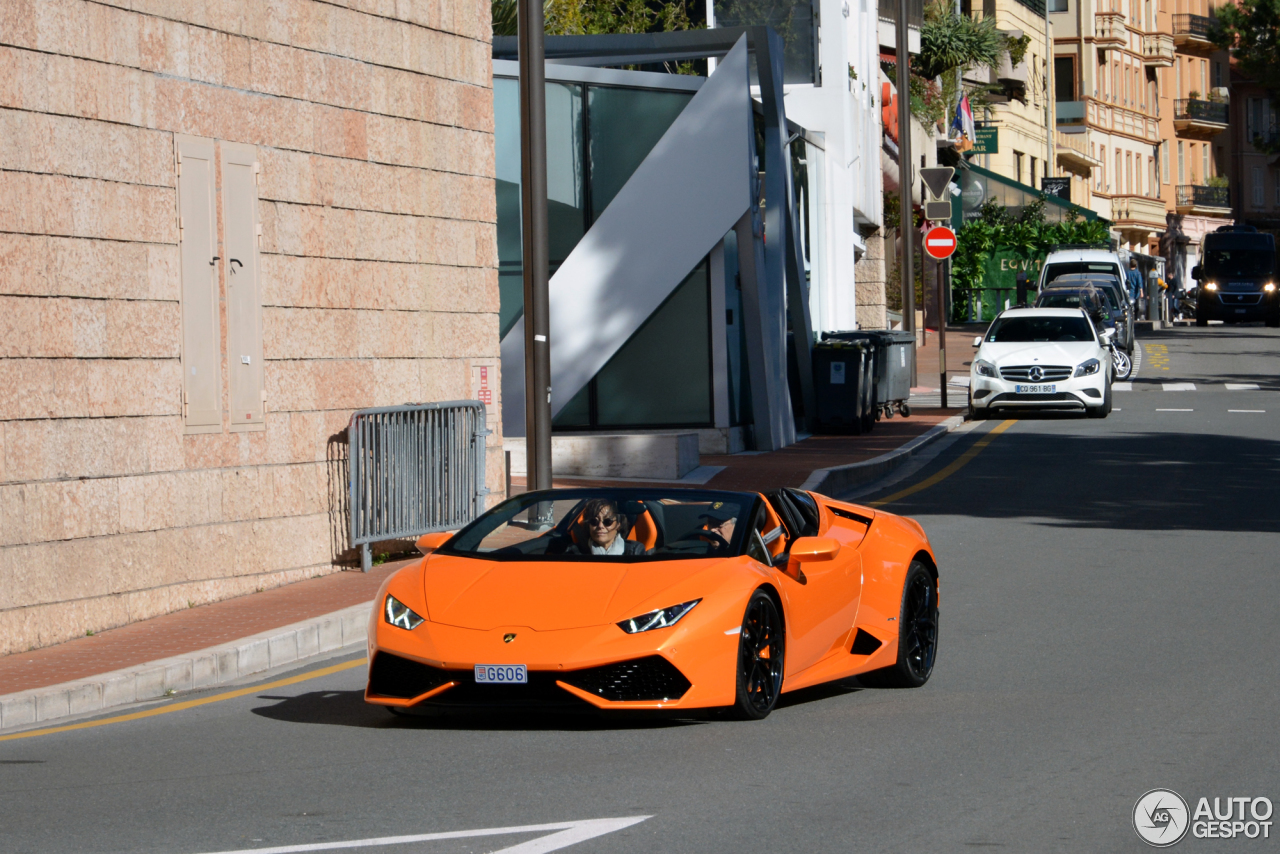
[0,558,414,698]
[2,384,966,701]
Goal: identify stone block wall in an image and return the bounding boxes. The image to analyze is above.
[0,0,500,655]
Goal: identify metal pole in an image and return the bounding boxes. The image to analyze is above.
[518,0,552,492]
[895,0,916,388]
[938,257,948,409]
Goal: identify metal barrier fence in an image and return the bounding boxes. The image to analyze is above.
[348,401,488,571]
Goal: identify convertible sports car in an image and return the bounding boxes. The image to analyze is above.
[365,487,939,720]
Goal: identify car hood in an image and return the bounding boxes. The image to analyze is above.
[420,554,730,631]
[977,341,1098,366]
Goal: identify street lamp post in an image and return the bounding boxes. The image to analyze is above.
[896,0,916,387]
[518,0,552,493]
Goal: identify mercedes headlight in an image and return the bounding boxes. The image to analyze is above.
[1075,358,1100,377]
[384,594,425,630]
[974,359,998,378]
[617,599,701,634]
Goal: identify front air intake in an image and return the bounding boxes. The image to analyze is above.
[367,652,453,699]
[561,656,692,702]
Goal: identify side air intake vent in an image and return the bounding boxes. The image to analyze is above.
[850,629,883,656]
[561,656,692,702]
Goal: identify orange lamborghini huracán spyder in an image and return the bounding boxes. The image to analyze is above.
[365,487,939,720]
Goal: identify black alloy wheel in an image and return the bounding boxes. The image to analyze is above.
[866,561,938,688]
[731,591,785,720]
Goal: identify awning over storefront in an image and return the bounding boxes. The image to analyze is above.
[957,161,1108,225]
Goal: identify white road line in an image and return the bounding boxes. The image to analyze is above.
[194,817,652,854]
[1131,341,1143,378]
[1229,409,1266,413]
[1114,382,1133,392]
[1157,408,1194,412]
[1225,383,1261,390]
[1163,383,1197,391]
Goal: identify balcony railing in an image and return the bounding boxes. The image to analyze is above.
[878,0,923,27]
[1111,195,1168,228]
[1172,13,1213,45]
[1175,98,1229,129]
[1014,0,1046,16]
[1056,100,1085,125]
[1142,33,1175,65]
[1095,11,1127,45]
[1176,184,1230,210]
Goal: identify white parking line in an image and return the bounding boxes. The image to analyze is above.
[194,817,652,854]
[1156,408,1193,412]
[1225,383,1261,390]
[1228,409,1266,413]
[1114,382,1133,391]
[1163,383,1197,391]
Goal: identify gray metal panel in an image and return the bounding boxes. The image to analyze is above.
[501,37,754,436]
[348,401,488,572]
[175,135,222,434]
[221,142,265,432]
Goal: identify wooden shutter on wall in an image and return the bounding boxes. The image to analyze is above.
[220,142,265,432]
[176,135,222,433]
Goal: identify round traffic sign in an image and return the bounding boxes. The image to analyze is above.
[924,226,957,260]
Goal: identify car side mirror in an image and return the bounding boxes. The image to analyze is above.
[1100,328,1116,343]
[788,536,840,563]
[972,336,983,348]
[416,531,452,555]
[1191,265,1201,280]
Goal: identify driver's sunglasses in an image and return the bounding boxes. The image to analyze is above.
[586,515,618,528]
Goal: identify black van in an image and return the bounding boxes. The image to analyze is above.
[1192,226,1278,327]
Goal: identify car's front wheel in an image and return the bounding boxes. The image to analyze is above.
[865,561,938,688]
[731,590,785,720]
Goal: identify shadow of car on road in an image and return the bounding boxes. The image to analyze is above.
[252,679,873,729]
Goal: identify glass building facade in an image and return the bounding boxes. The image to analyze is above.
[494,72,722,430]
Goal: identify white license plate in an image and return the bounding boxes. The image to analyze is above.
[475,664,527,684]
[1015,384,1057,394]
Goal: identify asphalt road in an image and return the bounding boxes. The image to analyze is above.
[3,326,1279,853]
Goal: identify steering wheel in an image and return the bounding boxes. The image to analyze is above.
[692,530,731,551]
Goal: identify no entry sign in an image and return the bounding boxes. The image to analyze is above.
[924,226,957,260]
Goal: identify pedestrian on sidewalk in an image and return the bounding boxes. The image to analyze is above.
[1126,259,1145,306]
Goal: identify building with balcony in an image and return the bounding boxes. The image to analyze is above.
[1051,0,1166,254]
[961,0,1057,192]
[1155,0,1234,279]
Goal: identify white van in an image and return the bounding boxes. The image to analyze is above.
[1037,248,1129,302]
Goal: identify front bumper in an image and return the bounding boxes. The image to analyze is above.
[1200,290,1277,320]
[969,369,1106,412]
[365,607,743,712]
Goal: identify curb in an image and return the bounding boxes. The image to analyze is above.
[0,603,372,733]
[798,415,966,498]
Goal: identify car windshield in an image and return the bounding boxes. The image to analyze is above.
[1203,249,1273,278]
[439,489,756,561]
[985,315,1095,343]
[1044,262,1121,285]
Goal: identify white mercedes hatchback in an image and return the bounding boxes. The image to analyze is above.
[969,308,1113,418]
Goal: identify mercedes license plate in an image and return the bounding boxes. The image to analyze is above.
[1015,384,1056,394]
[475,664,527,684]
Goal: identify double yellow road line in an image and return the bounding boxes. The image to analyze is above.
[868,419,1016,507]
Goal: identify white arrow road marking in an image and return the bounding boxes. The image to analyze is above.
[194,816,651,854]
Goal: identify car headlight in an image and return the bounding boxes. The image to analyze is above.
[1204,282,1218,291]
[1074,358,1100,377]
[617,599,701,634]
[1265,282,1276,292]
[974,359,998,378]
[384,594,425,630]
